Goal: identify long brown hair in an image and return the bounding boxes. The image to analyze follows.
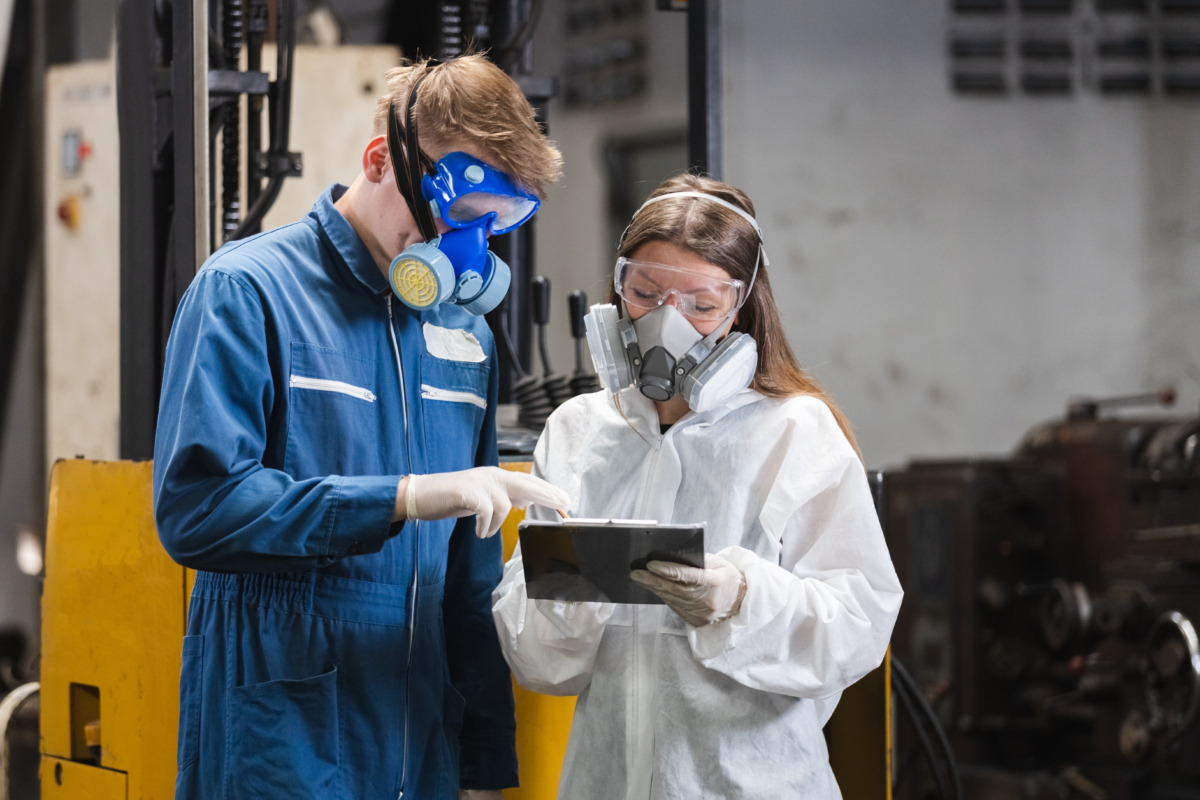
[610,173,859,451]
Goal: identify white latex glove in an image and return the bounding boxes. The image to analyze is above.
[630,552,748,627]
[406,467,569,538]
[459,790,503,800]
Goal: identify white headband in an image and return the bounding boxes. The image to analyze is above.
[623,189,768,299]
[634,190,763,240]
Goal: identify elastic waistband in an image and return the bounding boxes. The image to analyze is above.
[193,571,443,629]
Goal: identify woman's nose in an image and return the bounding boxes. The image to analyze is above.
[663,291,684,309]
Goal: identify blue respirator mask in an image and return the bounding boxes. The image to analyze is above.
[385,66,540,314]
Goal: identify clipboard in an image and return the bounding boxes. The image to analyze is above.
[519,519,706,604]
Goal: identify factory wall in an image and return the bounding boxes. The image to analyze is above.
[719,0,1200,467]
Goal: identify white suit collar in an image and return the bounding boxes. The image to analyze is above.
[610,386,764,439]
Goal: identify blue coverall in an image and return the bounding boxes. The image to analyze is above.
[153,185,517,799]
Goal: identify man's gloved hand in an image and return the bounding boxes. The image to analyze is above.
[630,552,748,627]
[404,467,569,538]
[459,790,503,800]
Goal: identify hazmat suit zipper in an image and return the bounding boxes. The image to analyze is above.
[388,296,419,800]
[626,415,690,799]
[628,441,664,800]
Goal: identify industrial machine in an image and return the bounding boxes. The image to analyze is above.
[885,390,1200,800]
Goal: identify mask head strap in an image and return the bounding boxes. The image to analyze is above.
[617,190,768,301]
[387,62,441,242]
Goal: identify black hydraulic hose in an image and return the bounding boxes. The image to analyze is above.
[536,323,552,377]
[498,308,528,379]
[496,0,543,72]
[221,0,244,242]
[892,656,963,800]
[233,174,286,240]
[229,0,295,240]
[274,0,296,157]
[891,666,953,800]
[208,105,225,254]
[245,0,267,220]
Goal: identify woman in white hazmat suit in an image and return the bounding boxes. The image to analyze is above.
[491,174,903,799]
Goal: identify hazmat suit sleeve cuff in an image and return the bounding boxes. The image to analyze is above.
[324,475,403,558]
[493,546,611,695]
[687,545,779,661]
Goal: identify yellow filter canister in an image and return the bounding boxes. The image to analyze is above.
[392,257,441,308]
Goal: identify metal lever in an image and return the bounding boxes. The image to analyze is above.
[532,276,551,326]
[568,290,587,340]
[531,276,553,376]
[1067,386,1176,421]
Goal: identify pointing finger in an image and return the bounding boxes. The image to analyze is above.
[502,473,570,510]
[474,495,494,539]
[487,492,512,538]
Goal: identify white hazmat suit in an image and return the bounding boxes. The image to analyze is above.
[492,386,904,799]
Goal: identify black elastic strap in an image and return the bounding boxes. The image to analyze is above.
[404,70,439,240]
[387,102,434,241]
[386,63,440,243]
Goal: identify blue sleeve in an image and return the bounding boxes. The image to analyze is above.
[153,269,400,573]
[442,343,518,790]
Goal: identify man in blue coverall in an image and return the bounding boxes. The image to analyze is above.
[153,55,568,800]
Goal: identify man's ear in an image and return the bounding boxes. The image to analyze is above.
[362,134,390,183]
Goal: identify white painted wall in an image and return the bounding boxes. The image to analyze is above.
[718,0,1200,467]
[261,45,402,229]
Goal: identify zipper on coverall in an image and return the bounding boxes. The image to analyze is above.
[388,296,419,800]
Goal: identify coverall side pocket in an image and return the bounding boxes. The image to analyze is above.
[177,635,204,768]
[228,667,341,800]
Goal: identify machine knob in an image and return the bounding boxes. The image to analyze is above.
[532,275,551,326]
[569,290,588,340]
[1144,611,1200,738]
[1040,579,1092,651]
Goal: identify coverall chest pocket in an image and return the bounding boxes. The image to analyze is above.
[420,355,488,474]
[285,343,380,477]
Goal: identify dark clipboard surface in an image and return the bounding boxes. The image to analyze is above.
[519,520,705,605]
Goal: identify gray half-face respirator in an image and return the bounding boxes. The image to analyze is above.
[584,303,758,413]
[582,189,769,413]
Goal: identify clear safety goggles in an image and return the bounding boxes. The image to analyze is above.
[421,152,540,235]
[613,257,746,322]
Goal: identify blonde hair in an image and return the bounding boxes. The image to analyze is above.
[373,54,562,199]
[613,173,860,452]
